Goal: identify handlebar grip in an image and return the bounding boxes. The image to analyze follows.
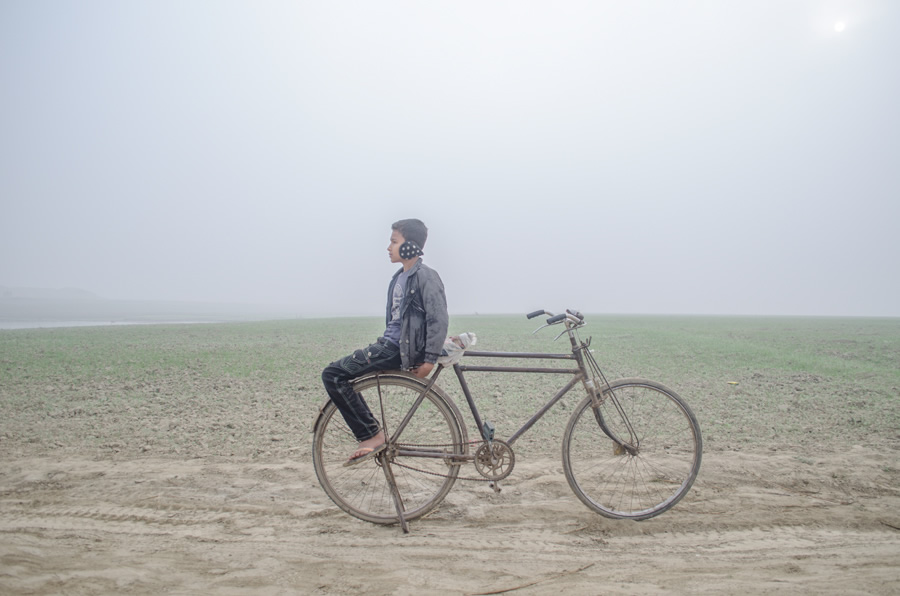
[546,313,567,324]
[526,310,545,319]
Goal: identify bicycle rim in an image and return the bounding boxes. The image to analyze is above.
[313,375,463,525]
[563,378,702,520]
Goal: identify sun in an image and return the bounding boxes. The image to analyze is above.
[834,21,846,33]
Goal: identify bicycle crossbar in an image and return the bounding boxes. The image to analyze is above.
[464,350,575,360]
[458,365,580,374]
[460,350,577,374]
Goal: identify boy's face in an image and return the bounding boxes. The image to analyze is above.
[387,229,405,264]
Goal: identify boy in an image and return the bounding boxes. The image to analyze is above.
[321,218,449,465]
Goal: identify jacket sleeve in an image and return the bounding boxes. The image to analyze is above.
[421,270,449,363]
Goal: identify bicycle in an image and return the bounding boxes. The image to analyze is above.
[312,309,703,533]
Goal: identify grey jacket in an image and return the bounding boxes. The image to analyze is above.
[386,259,449,370]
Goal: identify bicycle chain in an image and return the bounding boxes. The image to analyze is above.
[390,441,509,483]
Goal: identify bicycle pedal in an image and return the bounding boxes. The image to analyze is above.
[489,481,502,493]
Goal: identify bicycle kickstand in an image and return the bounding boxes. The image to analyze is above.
[381,458,410,533]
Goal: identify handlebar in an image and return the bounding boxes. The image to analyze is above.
[526,309,586,327]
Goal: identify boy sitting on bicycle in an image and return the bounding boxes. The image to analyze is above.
[321,218,449,465]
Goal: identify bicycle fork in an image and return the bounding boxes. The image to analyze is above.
[581,348,639,456]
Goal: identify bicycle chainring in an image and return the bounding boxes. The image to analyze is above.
[474,440,515,482]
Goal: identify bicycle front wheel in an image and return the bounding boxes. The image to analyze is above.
[312,373,465,525]
[563,378,702,520]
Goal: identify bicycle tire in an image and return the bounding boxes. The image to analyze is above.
[562,377,702,520]
[312,373,466,525]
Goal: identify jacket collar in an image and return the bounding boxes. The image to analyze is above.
[393,257,423,279]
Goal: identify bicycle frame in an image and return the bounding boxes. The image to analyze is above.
[387,320,637,464]
[385,349,589,474]
[452,349,584,445]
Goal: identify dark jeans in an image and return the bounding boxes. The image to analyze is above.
[321,337,402,442]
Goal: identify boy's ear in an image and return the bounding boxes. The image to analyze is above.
[399,241,423,259]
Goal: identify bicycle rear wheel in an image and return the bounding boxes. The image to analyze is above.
[312,373,465,525]
[563,378,702,520]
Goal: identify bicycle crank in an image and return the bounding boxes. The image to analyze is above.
[474,439,515,482]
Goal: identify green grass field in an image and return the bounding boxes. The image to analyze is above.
[1,315,898,459]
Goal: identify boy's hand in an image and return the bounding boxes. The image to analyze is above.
[412,363,434,378]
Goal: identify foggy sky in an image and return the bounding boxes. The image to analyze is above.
[2,1,898,317]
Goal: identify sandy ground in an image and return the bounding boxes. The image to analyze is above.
[1,445,898,595]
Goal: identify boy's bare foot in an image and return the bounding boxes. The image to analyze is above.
[345,430,386,466]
